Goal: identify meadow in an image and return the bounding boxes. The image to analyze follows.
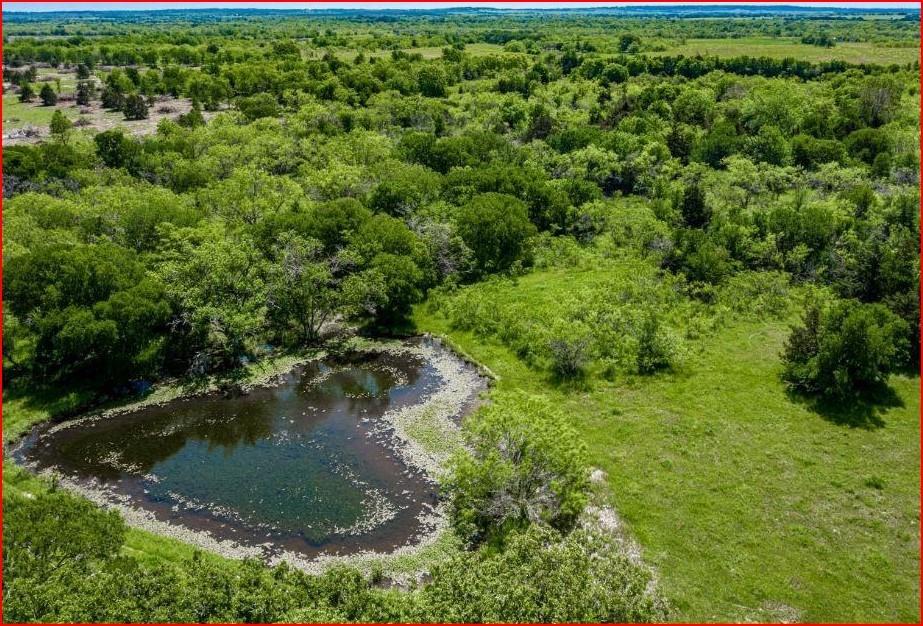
[2,4,919,623]
[653,37,919,66]
[415,264,920,622]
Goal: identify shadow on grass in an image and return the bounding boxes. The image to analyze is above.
[786,382,904,430]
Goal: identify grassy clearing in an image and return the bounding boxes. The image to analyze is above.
[653,37,919,65]
[327,42,508,62]
[413,267,920,623]
[3,96,78,131]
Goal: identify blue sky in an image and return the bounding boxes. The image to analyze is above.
[5,2,919,12]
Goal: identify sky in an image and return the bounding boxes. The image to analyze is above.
[4,2,920,12]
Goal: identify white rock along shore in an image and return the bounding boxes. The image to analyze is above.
[22,335,489,579]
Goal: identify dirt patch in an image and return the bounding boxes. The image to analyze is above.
[3,95,223,145]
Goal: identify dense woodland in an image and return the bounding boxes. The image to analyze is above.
[2,7,920,623]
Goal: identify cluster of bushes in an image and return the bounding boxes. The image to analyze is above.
[431,259,687,379]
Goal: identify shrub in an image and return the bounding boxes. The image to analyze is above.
[122,93,149,120]
[416,525,668,623]
[237,93,280,121]
[75,80,94,106]
[548,335,590,379]
[445,393,589,545]
[19,82,35,102]
[635,313,677,374]
[782,299,909,399]
[49,110,72,139]
[39,83,57,106]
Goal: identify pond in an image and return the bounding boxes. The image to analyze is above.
[12,338,486,563]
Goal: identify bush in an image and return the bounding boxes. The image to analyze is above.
[416,525,667,623]
[49,110,72,139]
[445,393,589,545]
[792,134,846,168]
[782,299,909,399]
[39,83,57,106]
[548,335,590,379]
[19,82,35,102]
[75,80,94,106]
[237,93,280,121]
[635,312,677,374]
[122,93,149,120]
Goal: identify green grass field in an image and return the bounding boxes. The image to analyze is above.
[326,42,509,62]
[654,37,919,65]
[414,267,921,623]
[3,97,76,131]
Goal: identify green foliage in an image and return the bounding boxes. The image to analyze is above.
[2,9,920,622]
[155,224,268,373]
[417,64,448,97]
[49,109,72,138]
[39,83,57,106]
[94,129,140,170]
[122,93,149,121]
[236,93,280,121]
[417,525,667,622]
[446,393,589,545]
[782,299,909,399]
[432,256,695,377]
[177,100,205,128]
[19,81,35,102]
[456,193,536,276]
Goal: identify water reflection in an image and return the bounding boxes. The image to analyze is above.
[17,346,444,555]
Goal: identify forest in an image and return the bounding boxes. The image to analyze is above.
[2,5,920,624]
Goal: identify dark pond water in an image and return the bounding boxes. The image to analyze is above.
[14,342,465,559]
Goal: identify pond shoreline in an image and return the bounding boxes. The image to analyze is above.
[8,334,490,581]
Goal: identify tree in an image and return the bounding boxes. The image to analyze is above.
[601,63,629,85]
[76,63,91,79]
[19,82,35,103]
[94,129,140,170]
[49,110,72,140]
[526,103,555,140]
[456,193,537,276]
[100,84,125,110]
[122,93,149,120]
[177,99,205,127]
[417,64,448,98]
[3,487,125,586]
[782,299,909,399]
[680,176,710,229]
[791,134,846,168]
[39,83,57,106]
[664,228,730,285]
[265,234,338,344]
[368,164,441,216]
[744,125,790,166]
[155,224,268,373]
[445,393,589,545]
[364,252,424,326]
[236,93,279,121]
[673,88,713,126]
[845,128,891,165]
[618,33,642,52]
[694,119,740,167]
[858,75,901,128]
[75,80,94,106]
